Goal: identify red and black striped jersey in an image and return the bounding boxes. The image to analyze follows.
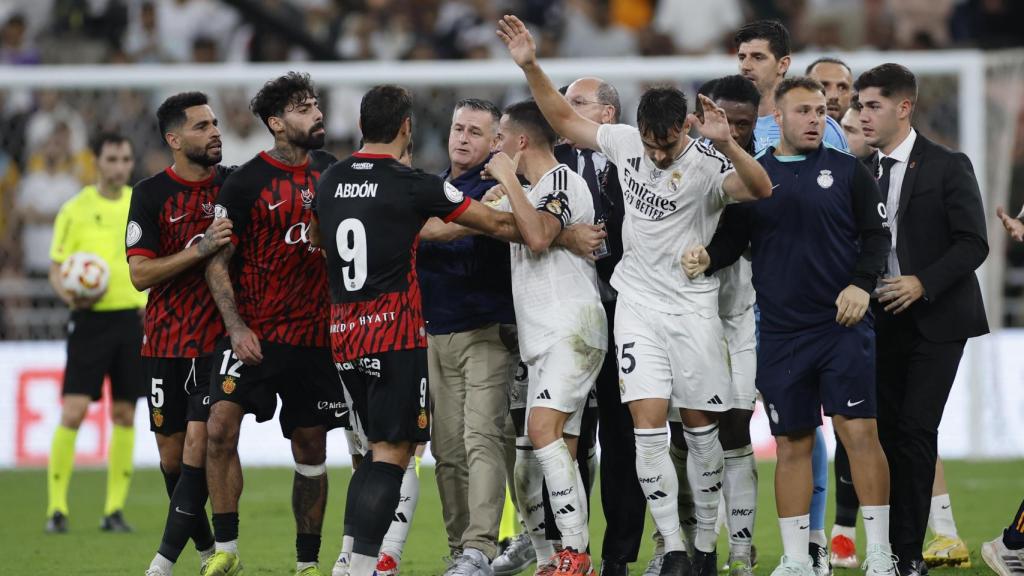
[315,152,470,362]
[126,165,233,358]
[214,150,337,347]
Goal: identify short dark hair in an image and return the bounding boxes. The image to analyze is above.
[805,56,852,76]
[250,71,318,132]
[854,63,918,105]
[454,98,501,126]
[595,81,621,123]
[850,92,862,111]
[636,86,688,141]
[503,100,558,149]
[774,76,825,104]
[734,19,791,60]
[697,79,719,98]
[709,75,761,109]
[360,84,413,144]
[91,132,131,157]
[157,91,210,136]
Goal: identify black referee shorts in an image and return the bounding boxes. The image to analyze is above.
[63,309,145,402]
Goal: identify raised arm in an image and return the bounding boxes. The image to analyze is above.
[497,15,601,152]
[690,94,772,202]
[129,218,233,290]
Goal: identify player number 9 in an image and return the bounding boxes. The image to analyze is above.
[336,218,368,292]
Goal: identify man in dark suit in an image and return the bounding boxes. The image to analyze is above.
[855,63,989,576]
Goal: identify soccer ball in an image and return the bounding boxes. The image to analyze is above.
[60,252,110,299]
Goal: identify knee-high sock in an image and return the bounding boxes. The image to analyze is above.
[684,423,724,554]
[833,439,859,528]
[105,424,135,515]
[48,425,77,516]
[515,439,555,564]
[723,446,757,558]
[534,440,588,552]
[158,463,214,562]
[669,440,696,550]
[810,428,828,546]
[349,460,404,572]
[381,458,420,562]
[635,429,684,553]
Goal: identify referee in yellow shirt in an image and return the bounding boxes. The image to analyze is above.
[45,133,148,533]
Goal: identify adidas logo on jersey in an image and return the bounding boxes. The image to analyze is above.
[536,389,552,400]
[707,395,724,405]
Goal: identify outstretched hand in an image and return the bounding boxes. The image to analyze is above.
[687,94,733,148]
[496,15,537,69]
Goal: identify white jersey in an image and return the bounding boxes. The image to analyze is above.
[501,164,608,362]
[596,123,736,315]
[717,257,755,317]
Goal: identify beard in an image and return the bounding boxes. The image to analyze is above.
[184,142,222,167]
[288,122,326,150]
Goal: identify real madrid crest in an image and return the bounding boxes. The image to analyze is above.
[669,170,683,192]
[222,376,236,394]
[817,169,834,189]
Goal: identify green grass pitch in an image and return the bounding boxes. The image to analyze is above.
[1,460,1020,575]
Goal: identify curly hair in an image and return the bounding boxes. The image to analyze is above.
[250,71,318,132]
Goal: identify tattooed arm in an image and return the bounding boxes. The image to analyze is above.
[205,244,263,365]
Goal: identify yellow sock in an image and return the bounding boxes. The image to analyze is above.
[498,483,518,541]
[104,425,135,516]
[47,425,78,516]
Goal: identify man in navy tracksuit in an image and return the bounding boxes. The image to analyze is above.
[684,77,896,576]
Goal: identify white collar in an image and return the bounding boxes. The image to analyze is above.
[881,128,917,164]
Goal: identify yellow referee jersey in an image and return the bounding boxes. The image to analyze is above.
[49,185,147,311]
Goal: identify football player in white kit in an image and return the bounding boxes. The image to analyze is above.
[498,15,773,576]
[486,99,608,576]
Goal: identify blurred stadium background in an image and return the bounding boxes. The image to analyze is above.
[1,0,1023,468]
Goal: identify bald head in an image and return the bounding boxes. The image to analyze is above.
[566,77,620,125]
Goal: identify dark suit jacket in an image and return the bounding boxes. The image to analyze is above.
[880,132,989,342]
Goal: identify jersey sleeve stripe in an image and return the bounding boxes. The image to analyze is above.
[442,197,472,223]
[126,247,157,259]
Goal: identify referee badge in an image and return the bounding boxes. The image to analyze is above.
[221,376,236,395]
[817,169,834,189]
[669,170,682,192]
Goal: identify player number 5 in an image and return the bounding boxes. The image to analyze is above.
[619,342,637,374]
[336,218,368,292]
[151,378,164,408]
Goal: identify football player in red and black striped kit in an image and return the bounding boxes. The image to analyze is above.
[126,91,233,576]
[315,84,521,576]
[203,72,345,576]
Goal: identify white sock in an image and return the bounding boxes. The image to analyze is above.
[684,423,724,554]
[723,446,756,558]
[215,540,238,554]
[150,553,174,573]
[635,429,685,553]
[831,523,856,542]
[669,441,696,551]
[199,546,214,563]
[780,514,812,561]
[515,440,555,564]
[297,561,317,571]
[380,459,419,561]
[929,494,958,538]
[574,460,589,524]
[534,439,588,552]
[349,552,377,576]
[716,496,726,535]
[862,505,892,551]
[811,529,827,547]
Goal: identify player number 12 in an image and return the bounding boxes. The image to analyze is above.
[336,218,368,292]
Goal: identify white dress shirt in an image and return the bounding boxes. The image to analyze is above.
[880,128,917,277]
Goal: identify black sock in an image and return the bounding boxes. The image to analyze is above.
[190,465,215,551]
[834,440,859,527]
[160,463,181,499]
[158,464,212,561]
[350,461,404,557]
[1005,499,1024,550]
[344,458,373,531]
[297,533,322,563]
[212,512,239,543]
